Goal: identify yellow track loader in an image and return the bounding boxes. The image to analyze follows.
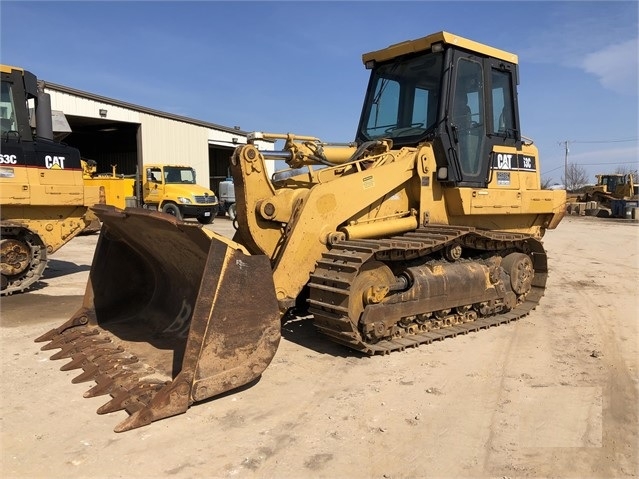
[1,65,102,295]
[36,32,565,432]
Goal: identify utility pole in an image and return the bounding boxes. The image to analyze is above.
[561,140,571,189]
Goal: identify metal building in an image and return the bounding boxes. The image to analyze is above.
[44,82,274,194]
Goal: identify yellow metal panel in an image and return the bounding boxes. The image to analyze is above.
[471,189,521,212]
[1,205,93,254]
[521,190,566,213]
[362,31,518,65]
[84,177,135,209]
[0,166,30,203]
[0,64,23,74]
[34,167,82,186]
[444,188,522,215]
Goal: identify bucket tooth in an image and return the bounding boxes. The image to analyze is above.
[36,309,97,344]
[71,356,138,384]
[84,370,138,399]
[40,328,99,351]
[49,336,112,360]
[97,382,167,415]
[60,346,125,372]
[72,366,101,384]
[112,377,193,433]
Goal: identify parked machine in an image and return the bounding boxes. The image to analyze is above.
[217,177,236,220]
[83,161,219,224]
[580,173,637,207]
[0,65,102,295]
[37,32,565,432]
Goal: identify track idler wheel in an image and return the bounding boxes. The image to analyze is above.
[0,238,31,277]
[502,253,534,295]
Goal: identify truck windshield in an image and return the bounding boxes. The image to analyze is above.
[360,52,444,143]
[164,167,196,184]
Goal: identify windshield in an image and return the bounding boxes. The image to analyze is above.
[360,52,444,142]
[163,167,196,184]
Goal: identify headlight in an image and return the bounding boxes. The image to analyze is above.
[177,196,192,204]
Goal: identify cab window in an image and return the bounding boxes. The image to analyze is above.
[491,69,516,136]
[0,80,17,134]
[147,167,162,182]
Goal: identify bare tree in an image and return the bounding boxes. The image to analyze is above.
[540,176,555,189]
[614,165,639,177]
[562,163,588,192]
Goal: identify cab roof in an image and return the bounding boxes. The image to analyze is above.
[362,31,518,65]
[0,64,25,74]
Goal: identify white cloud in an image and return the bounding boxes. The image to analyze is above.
[517,3,637,96]
[582,39,639,96]
[566,145,639,176]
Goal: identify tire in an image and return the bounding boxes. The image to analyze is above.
[197,214,213,225]
[228,203,237,221]
[161,203,182,220]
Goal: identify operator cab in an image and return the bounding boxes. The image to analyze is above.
[1,65,37,141]
[357,31,521,187]
[1,65,81,170]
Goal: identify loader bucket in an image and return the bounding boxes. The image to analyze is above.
[35,205,281,432]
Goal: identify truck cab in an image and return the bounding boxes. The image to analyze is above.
[143,164,219,224]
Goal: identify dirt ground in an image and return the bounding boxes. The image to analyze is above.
[1,215,637,479]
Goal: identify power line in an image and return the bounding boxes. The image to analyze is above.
[573,161,639,166]
[557,138,638,180]
[541,165,564,176]
[570,138,638,144]
[541,161,638,176]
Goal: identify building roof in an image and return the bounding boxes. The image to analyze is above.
[44,81,250,136]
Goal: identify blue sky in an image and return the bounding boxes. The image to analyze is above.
[1,1,637,184]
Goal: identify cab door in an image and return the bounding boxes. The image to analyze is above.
[143,166,163,205]
[448,51,521,188]
[449,54,487,185]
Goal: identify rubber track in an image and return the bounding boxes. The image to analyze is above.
[307,224,545,355]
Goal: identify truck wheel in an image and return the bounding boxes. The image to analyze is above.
[228,203,237,221]
[162,203,182,220]
[197,214,213,225]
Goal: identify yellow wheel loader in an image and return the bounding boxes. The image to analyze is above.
[36,32,566,432]
[1,65,102,295]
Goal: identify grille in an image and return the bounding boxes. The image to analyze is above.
[194,195,217,204]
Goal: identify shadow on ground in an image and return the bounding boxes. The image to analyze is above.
[281,315,358,358]
[0,294,83,327]
[41,259,92,280]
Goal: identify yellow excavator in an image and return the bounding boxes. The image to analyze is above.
[36,32,566,432]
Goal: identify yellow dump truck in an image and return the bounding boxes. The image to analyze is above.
[38,32,565,432]
[83,161,219,224]
[1,64,102,295]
